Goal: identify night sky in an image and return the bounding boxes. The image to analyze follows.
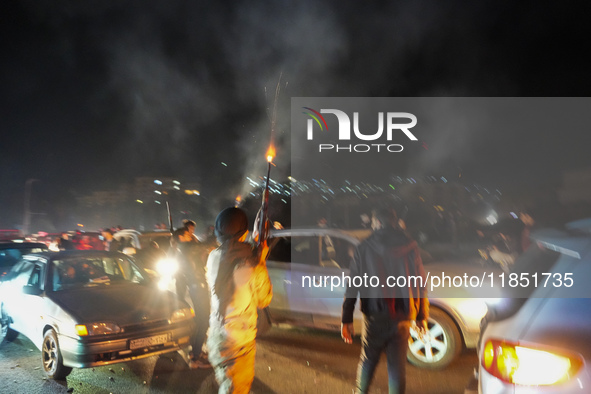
[2,0,591,229]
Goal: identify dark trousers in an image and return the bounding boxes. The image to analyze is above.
[357,313,411,394]
[187,281,210,358]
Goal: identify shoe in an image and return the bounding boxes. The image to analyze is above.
[189,353,212,369]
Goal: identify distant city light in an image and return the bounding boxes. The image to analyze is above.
[173,186,180,190]
[173,180,180,185]
[155,200,161,204]
[77,223,84,227]
[154,180,162,185]
[136,200,143,204]
[221,162,227,167]
[154,190,162,194]
[510,212,518,219]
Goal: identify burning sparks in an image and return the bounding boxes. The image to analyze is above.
[266,144,276,163]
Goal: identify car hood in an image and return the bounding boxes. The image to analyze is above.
[50,284,184,325]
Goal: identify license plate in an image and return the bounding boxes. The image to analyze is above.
[130,333,171,350]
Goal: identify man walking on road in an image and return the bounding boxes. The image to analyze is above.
[342,207,429,394]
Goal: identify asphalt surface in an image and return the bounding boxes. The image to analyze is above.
[0,326,477,393]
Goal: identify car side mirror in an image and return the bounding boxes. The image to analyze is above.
[22,285,43,296]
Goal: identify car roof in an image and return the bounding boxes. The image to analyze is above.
[0,242,48,250]
[24,250,130,260]
[114,229,141,236]
[531,219,591,259]
[270,228,362,245]
[565,217,591,234]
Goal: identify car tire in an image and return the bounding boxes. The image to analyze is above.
[0,305,17,344]
[256,308,272,338]
[407,308,462,369]
[42,329,72,379]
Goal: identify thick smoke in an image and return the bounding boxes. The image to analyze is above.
[3,0,591,228]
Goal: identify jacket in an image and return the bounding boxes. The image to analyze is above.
[206,242,273,348]
[342,227,429,323]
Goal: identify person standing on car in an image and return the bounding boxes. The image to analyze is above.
[206,207,273,394]
[101,229,122,252]
[341,207,429,394]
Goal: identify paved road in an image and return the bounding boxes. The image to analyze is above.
[0,326,476,393]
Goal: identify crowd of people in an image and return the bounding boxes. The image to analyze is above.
[44,205,436,394]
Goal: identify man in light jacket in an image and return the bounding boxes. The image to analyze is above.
[206,207,273,394]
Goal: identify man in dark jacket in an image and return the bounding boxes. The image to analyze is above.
[341,207,429,394]
[170,227,211,368]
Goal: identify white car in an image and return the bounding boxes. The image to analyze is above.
[473,218,591,393]
[265,228,493,369]
[0,250,195,379]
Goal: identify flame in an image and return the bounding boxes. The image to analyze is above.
[266,144,276,163]
[235,195,242,202]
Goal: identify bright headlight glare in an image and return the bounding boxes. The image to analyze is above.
[158,278,169,290]
[77,322,121,336]
[512,346,572,385]
[170,308,194,323]
[456,299,488,321]
[482,339,582,386]
[75,325,89,336]
[156,258,178,276]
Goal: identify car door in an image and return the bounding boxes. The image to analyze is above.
[303,234,358,330]
[266,235,314,324]
[6,260,46,340]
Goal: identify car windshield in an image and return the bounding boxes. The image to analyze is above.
[0,246,47,278]
[50,255,148,291]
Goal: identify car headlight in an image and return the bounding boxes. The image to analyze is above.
[156,258,179,276]
[76,322,121,336]
[482,339,582,385]
[170,307,195,324]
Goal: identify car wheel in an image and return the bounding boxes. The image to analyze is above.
[0,305,17,343]
[42,329,72,379]
[407,308,462,369]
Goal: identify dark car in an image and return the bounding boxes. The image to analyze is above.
[0,242,48,280]
[0,250,195,379]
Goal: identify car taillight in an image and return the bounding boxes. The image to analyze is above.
[482,339,582,386]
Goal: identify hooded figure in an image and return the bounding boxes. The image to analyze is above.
[206,207,273,394]
[342,208,429,394]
